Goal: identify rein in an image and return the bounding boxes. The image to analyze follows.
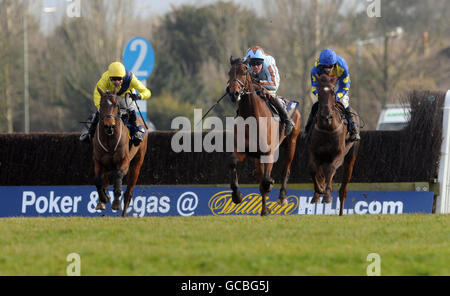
[97,120,123,153]
[97,96,123,153]
[316,86,345,133]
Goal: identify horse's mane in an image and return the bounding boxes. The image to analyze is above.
[230,57,243,65]
[319,74,330,85]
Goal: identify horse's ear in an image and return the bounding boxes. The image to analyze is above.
[314,74,320,83]
[330,75,338,84]
[97,87,104,97]
[230,55,234,65]
[243,56,250,65]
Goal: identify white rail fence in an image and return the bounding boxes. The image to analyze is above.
[437,90,450,213]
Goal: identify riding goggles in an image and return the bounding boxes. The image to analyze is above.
[110,77,123,82]
[249,59,264,66]
[319,64,335,70]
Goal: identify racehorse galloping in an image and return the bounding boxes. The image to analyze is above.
[227,57,301,216]
[93,88,148,217]
[308,74,360,216]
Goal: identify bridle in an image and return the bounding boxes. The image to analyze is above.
[315,84,344,132]
[228,63,254,100]
[319,86,337,121]
[100,95,121,122]
[97,94,123,153]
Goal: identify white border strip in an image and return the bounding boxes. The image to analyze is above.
[437,90,450,214]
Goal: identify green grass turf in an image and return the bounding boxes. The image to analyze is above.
[0,214,448,275]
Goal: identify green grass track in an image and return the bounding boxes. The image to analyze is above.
[0,214,448,275]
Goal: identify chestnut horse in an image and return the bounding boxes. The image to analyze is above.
[308,74,360,216]
[227,57,301,216]
[93,88,148,217]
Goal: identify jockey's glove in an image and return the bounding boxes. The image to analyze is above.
[130,93,141,101]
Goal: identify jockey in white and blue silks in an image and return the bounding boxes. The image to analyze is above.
[244,46,295,135]
[304,48,360,141]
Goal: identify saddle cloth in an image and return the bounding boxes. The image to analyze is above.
[266,97,299,122]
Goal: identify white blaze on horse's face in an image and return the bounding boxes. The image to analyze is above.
[324,87,330,92]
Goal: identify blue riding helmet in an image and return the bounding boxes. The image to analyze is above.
[319,49,337,66]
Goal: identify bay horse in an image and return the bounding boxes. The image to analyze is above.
[227,57,301,216]
[93,87,148,217]
[308,74,360,216]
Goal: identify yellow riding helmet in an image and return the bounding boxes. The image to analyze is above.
[108,62,126,78]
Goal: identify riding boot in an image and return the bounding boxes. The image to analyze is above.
[269,95,295,135]
[303,102,319,139]
[345,107,361,142]
[80,111,99,143]
[128,110,146,146]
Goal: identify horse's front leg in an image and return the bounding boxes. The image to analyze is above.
[94,161,110,211]
[259,161,274,216]
[339,144,359,216]
[111,168,125,211]
[310,163,324,204]
[230,152,246,204]
[278,141,296,206]
[322,163,337,204]
[278,113,300,206]
[122,155,142,217]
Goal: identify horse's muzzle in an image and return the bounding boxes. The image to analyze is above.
[230,92,241,103]
[321,114,333,121]
[104,124,115,136]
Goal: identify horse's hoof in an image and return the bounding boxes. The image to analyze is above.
[262,178,274,193]
[278,197,288,206]
[100,191,111,204]
[311,196,320,203]
[260,207,271,216]
[232,191,242,204]
[322,196,332,204]
[96,202,106,211]
[111,200,122,211]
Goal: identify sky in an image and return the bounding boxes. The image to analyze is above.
[39,0,261,34]
[41,0,225,16]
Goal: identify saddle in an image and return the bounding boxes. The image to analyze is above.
[266,98,299,122]
[120,112,146,148]
[252,82,299,121]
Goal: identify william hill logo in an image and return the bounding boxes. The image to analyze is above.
[208,190,299,215]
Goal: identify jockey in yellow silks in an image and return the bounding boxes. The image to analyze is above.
[80,62,151,146]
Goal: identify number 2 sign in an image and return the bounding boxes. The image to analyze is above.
[123,37,155,81]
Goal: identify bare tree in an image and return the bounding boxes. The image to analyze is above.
[262,0,347,127]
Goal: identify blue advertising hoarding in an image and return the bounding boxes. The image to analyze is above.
[0,186,433,217]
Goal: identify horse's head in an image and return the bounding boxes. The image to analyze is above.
[227,56,251,103]
[315,74,338,124]
[97,87,120,136]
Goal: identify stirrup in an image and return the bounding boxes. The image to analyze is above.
[79,132,90,142]
[284,120,295,135]
[349,132,361,142]
[131,125,146,146]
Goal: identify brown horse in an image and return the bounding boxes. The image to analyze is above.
[93,88,148,217]
[227,57,301,216]
[308,74,360,216]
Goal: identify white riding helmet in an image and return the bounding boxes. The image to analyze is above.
[245,46,266,62]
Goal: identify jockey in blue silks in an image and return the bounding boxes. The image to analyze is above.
[304,48,360,141]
